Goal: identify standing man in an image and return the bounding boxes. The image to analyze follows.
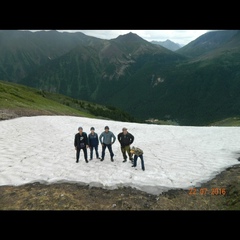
[88,127,100,160]
[99,126,116,162]
[74,126,89,163]
[117,127,134,162]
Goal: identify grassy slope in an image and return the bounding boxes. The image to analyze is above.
[209,117,240,126]
[0,80,94,118]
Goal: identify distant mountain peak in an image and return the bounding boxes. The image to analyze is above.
[165,39,174,43]
[151,39,183,51]
[114,32,146,43]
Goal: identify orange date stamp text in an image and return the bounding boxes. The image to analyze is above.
[188,187,226,196]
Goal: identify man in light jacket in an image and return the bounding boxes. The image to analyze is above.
[99,126,116,162]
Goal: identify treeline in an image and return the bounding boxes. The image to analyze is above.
[88,105,142,123]
[42,91,142,123]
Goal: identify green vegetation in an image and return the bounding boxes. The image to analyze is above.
[209,117,240,126]
[1,30,240,126]
[0,80,140,122]
[0,80,90,116]
[2,79,240,126]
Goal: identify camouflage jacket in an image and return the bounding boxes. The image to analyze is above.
[132,147,143,156]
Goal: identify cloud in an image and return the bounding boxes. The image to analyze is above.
[57,29,210,45]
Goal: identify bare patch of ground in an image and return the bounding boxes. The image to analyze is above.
[1,164,240,211]
[0,109,56,120]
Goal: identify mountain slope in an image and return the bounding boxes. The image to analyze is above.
[0,80,95,118]
[19,32,186,103]
[0,30,102,82]
[0,80,139,122]
[175,30,239,59]
[1,30,240,125]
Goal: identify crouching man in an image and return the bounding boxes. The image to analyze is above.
[130,146,145,171]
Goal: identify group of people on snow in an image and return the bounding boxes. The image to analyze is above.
[74,125,145,171]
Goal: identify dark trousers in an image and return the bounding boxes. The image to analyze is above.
[76,147,88,161]
[133,154,145,170]
[90,146,99,159]
[101,144,114,159]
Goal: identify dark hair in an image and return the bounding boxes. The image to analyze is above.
[105,126,109,129]
[90,127,95,130]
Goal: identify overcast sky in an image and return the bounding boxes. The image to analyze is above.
[31,30,211,46]
[59,30,211,46]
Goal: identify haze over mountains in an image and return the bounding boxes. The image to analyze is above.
[0,29,240,126]
[151,39,184,51]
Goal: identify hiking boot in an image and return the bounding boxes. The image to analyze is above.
[85,160,88,163]
[76,160,79,163]
[130,158,133,160]
[111,158,114,162]
[123,159,127,162]
[100,158,104,161]
[89,158,92,161]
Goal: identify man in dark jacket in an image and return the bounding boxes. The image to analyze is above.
[117,127,134,162]
[88,127,100,160]
[74,127,89,163]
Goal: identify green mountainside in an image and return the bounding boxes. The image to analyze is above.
[0,80,139,123]
[0,30,240,126]
[175,30,239,59]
